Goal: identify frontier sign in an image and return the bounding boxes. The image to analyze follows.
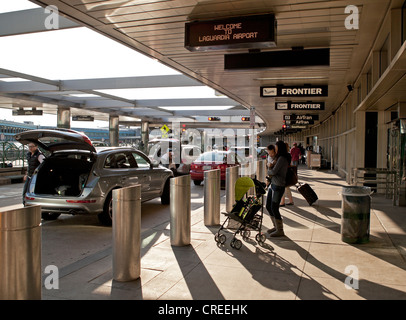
[276,102,325,110]
[185,14,276,51]
[261,85,328,97]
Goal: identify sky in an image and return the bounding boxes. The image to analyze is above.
[0,0,223,128]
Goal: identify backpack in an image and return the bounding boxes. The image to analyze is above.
[285,165,298,187]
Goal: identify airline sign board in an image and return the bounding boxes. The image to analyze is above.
[261,85,328,97]
[283,114,319,121]
[275,102,325,110]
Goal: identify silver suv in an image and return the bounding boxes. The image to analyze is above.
[15,129,173,225]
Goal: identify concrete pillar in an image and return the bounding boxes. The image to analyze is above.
[57,107,70,129]
[140,121,149,153]
[109,115,119,147]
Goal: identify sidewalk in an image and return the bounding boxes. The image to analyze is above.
[42,166,406,300]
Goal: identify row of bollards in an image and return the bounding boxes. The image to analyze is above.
[0,159,372,296]
[0,160,283,298]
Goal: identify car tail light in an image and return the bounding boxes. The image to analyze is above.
[217,164,228,171]
[25,196,35,200]
[66,199,96,203]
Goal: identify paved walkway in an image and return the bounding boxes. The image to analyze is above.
[42,166,406,300]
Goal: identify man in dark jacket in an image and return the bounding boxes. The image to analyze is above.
[23,142,45,204]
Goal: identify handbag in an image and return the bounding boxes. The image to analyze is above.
[285,165,298,187]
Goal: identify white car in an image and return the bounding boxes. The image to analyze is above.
[148,141,202,174]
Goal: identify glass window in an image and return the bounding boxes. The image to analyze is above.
[133,152,150,168]
[104,153,129,169]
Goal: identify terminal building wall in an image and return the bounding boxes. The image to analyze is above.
[284,6,406,190]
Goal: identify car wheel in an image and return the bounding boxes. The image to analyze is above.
[98,193,113,226]
[41,212,61,220]
[193,180,202,186]
[161,179,170,205]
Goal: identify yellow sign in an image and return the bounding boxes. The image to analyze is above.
[160,125,169,138]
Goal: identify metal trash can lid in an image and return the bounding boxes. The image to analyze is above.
[342,186,372,196]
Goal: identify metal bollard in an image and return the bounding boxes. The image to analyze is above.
[170,175,191,246]
[112,185,141,282]
[256,160,267,183]
[226,166,239,213]
[0,205,41,300]
[204,169,220,226]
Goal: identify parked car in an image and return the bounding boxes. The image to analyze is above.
[91,140,109,147]
[148,141,202,174]
[229,146,268,160]
[15,129,173,226]
[190,150,245,185]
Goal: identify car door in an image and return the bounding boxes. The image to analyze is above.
[132,151,162,199]
[104,152,148,198]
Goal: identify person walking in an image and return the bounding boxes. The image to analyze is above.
[290,142,301,166]
[265,140,290,237]
[23,142,45,204]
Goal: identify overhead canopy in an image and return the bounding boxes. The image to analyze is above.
[1,0,405,135]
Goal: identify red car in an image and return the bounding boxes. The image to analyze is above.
[190,150,245,185]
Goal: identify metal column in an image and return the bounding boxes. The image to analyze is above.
[141,121,149,153]
[204,169,220,226]
[170,175,191,246]
[57,106,70,129]
[109,115,119,147]
[256,159,267,183]
[112,185,141,282]
[226,166,239,213]
[0,205,41,300]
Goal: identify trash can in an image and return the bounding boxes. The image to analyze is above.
[341,186,371,244]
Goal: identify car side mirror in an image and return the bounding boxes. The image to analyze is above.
[151,160,159,168]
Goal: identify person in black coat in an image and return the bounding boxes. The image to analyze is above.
[22,142,44,204]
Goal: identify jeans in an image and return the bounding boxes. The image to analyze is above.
[22,176,31,204]
[266,184,285,220]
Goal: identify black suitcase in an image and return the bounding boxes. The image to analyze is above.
[296,183,318,205]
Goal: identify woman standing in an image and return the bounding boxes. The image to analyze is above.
[265,140,290,237]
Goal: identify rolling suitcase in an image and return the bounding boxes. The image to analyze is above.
[296,183,318,205]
